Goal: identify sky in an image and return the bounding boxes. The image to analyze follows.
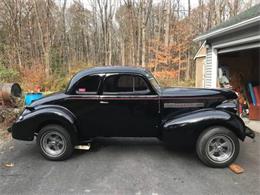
[59,0,260,14]
[62,0,199,10]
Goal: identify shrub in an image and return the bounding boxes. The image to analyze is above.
[153,70,178,87]
[0,65,20,83]
[20,64,46,92]
[44,74,70,92]
[153,70,195,88]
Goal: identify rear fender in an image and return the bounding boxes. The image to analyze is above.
[161,109,246,145]
[12,105,79,143]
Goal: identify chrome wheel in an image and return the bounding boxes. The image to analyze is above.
[206,135,235,163]
[40,131,66,157]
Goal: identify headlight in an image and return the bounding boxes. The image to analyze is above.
[18,115,24,121]
[17,108,31,121]
[216,99,238,113]
[21,108,31,115]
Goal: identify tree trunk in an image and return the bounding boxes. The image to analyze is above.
[178,47,181,83]
[33,0,50,77]
[141,5,146,68]
[185,51,190,80]
[164,0,170,48]
[121,40,125,66]
[61,0,67,66]
[136,5,142,66]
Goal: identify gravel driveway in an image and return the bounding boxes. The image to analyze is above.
[0,134,259,195]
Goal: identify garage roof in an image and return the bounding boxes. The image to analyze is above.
[194,4,260,41]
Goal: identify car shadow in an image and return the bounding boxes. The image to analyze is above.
[73,137,197,163]
[73,137,162,158]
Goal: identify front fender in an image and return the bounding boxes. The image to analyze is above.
[161,109,246,145]
[12,105,78,143]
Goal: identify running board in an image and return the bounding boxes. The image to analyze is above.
[74,143,91,150]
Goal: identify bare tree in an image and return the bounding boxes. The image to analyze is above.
[0,0,255,86]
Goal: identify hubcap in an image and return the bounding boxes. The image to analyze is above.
[206,135,235,163]
[40,131,66,157]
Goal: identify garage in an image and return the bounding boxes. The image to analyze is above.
[218,47,260,120]
[194,4,260,120]
[218,48,259,90]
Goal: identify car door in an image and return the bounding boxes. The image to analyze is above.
[98,73,160,137]
[63,74,102,138]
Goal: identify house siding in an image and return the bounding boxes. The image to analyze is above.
[205,47,213,88]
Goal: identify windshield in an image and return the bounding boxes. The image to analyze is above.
[146,71,161,92]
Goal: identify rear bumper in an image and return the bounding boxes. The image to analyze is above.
[245,126,255,139]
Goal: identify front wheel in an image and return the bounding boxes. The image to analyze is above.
[196,126,240,168]
[37,125,74,161]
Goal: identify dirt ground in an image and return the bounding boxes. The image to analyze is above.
[0,107,20,148]
[0,125,11,148]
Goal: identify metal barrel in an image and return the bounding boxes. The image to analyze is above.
[0,83,22,107]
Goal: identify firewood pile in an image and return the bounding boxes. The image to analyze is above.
[0,83,22,124]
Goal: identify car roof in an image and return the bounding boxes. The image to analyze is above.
[78,66,148,75]
[66,66,151,93]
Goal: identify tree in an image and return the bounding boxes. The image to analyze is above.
[0,0,256,89]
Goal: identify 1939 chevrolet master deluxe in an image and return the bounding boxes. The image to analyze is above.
[10,66,255,167]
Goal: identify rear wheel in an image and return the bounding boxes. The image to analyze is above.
[196,126,239,168]
[37,125,74,161]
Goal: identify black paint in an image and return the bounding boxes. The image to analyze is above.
[11,66,254,145]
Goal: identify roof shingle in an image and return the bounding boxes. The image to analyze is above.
[198,3,260,38]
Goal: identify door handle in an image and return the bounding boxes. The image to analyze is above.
[100,101,109,104]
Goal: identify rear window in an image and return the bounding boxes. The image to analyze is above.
[134,76,148,91]
[103,75,133,93]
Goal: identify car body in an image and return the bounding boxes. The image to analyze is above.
[10,66,255,167]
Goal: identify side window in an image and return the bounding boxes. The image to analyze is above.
[134,76,149,92]
[103,74,150,94]
[103,75,134,93]
[74,75,100,94]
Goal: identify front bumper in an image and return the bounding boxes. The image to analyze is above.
[7,126,12,133]
[7,120,35,141]
[245,126,255,139]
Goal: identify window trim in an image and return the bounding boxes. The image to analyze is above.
[75,91,98,95]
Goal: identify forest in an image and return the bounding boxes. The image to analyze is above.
[0,0,256,91]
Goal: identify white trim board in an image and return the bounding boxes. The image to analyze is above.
[194,41,206,59]
[218,42,260,54]
[211,48,218,88]
[212,35,260,49]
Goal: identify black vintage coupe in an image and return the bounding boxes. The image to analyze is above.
[10,66,255,167]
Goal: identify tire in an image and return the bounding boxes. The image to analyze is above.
[37,124,74,161]
[196,126,239,168]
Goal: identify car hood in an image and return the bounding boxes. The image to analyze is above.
[29,92,67,107]
[160,87,237,99]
